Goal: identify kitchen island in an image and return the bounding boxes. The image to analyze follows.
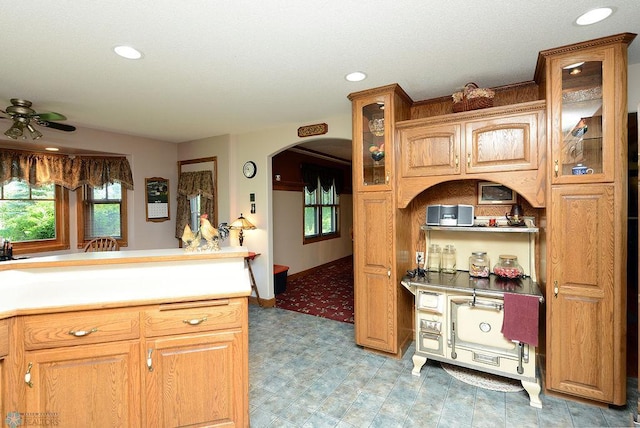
[0,247,250,427]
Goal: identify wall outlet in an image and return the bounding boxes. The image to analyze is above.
[416,251,425,265]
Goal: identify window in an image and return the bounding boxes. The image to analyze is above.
[0,180,69,253]
[78,182,128,247]
[188,194,202,232]
[304,178,339,243]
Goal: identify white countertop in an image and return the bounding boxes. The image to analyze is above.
[1,247,248,270]
[0,247,251,316]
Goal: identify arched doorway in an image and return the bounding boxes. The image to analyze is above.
[270,137,354,321]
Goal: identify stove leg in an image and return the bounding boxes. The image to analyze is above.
[412,354,427,376]
[521,379,542,408]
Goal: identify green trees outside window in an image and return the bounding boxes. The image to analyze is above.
[84,183,123,238]
[0,181,56,242]
[304,178,339,242]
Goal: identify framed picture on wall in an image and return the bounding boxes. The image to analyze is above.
[477,181,516,205]
[146,177,170,221]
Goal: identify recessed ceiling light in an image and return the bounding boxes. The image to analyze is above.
[114,45,143,60]
[575,7,613,26]
[345,71,367,82]
[45,147,59,152]
[563,62,585,69]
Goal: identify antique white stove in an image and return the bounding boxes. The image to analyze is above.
[402,218,544,408]
[403,272,544,407]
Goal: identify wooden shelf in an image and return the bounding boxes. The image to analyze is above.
[421,224,538,233]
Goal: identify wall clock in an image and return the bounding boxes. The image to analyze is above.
[243,161,257,179]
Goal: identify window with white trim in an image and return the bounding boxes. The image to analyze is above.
[304,177,339,243]
[78,182,128,247]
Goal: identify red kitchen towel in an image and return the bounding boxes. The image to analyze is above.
[501,292,539,346]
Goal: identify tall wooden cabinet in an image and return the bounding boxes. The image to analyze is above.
[348,84,414,356]
[538,33,636,405]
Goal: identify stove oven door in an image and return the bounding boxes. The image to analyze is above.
[449,296,528,366]
[418,319,444,355]
[415,290,446,356]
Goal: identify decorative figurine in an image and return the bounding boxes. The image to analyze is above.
[181,215,230,252]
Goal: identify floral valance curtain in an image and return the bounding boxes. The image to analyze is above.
[301,163,344,194]
[175,170,215,239]
[0,149,134,190]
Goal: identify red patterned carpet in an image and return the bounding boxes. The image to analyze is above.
[275,256,354,323]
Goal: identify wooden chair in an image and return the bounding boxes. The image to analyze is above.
[83,237,120,252]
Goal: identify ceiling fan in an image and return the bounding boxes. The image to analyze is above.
[1,98,76,140]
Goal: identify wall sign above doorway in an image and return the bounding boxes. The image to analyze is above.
[297,123,328,138]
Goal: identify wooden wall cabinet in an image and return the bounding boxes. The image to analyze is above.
[538,33,636,405]
[4,298,249,427]
[348,84,414,357]
[399,103,541,177]
[396,101,546,208]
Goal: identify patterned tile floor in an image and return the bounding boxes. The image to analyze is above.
[249,305,638,427]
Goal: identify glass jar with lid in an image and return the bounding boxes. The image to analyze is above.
[492,255,524,279]
[441,244,456,274]
[468,251,490,278]
[427,244,441,272]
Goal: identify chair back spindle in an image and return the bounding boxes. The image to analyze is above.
[83,237,120,252]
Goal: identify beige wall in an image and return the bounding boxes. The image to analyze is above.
[273,190,353,276]
[176,113,353,300]
[630,63,640,113]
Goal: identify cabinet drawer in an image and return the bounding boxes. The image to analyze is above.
[144,298,245,337]
[0,318,9,358]
[23,309,140,350]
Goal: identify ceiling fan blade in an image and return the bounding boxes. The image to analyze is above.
[37,120,76,132]
[34,112,67,121]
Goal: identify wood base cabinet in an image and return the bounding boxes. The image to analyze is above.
[0,318,8,424]
[3,298,249,427]
[145,330,247,426]
[24,342,141,427]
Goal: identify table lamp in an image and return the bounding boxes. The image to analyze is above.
[230,213,256,246]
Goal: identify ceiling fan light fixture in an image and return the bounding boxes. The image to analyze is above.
[26,123,43,140]
[575,7,613,26]
[114,45,143,60]
[4,121,24,139]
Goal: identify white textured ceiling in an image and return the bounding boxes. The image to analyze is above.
[1,1,639,145]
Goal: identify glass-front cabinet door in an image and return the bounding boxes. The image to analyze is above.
[549,50,613,183]
[353,94,392,190]
[349,84,412,192]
